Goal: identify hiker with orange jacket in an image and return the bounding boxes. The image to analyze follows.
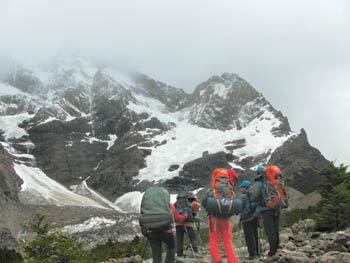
[174,191,200,257]
[202,168,241,263]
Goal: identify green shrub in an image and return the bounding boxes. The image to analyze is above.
[314,163,350,231]
[24,214,89,263]
[90,236,151,262]
[280,207,317,227]
[0,247,24,263]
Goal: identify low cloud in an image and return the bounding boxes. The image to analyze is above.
[0,0,349,163]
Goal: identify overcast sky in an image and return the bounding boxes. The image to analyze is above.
[1,0,349,164]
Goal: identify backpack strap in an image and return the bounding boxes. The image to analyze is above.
[258,180,265,202]
[247,191,252,210]
[216,198,222,214]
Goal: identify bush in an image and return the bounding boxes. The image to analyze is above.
[24,214,89,263]
[0,247,24,263]
[314,163,350,231]
[90,236,151,262]
[280,207,317,227]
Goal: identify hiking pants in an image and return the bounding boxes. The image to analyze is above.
[148,230,175,263]
[262,209,280,256]
[176,225,198,256]
[209,216,239,263]
[242,218,260,257]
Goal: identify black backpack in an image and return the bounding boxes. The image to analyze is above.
[175,193,194,222]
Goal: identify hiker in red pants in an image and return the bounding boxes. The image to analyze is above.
[202,168,240,263]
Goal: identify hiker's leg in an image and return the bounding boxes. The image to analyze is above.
[243,221,257,257]
[262,210,278,256]
[163,231,176,263]
[275,211,280,249]
[221,218,239,263]
[176,226,185,256]
[148,231,163,263]
[252,218,260,256]
[186,226,198,252]
[209,216,222,263]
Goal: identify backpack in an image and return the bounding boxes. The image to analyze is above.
[259,174,289,210]
[139,187,174,230]
[174,193,194,222]
[205,168,242,217]
[242,191,257,220]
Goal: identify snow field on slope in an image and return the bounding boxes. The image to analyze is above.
[0,113,34,139]
[128,93,178,123]
[62,217,116,234]
[135,110,295,183]
[114,191,144,213]
[73,180,124,212]
[0,113,112,209]
[14,164,106,208]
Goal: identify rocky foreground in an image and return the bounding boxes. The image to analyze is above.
[100,219,350,263]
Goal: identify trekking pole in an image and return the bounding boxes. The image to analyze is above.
[196,219,201,246]
[140,238,149,263]
[184,226,198,262]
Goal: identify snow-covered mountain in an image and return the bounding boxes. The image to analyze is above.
[0,54,329,245]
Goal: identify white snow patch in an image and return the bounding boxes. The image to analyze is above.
[106,134,118,150]
[127,93,177,123]
[73,180,124,212]
[80,134,118,150]
[39,116,58,125]
[212,83,230,98]
[170,194,178,204]
[0,113,34,139]
[135,114,296,183]
[115,191,144,213]
[13,163,107,208]
[62,217,116,234]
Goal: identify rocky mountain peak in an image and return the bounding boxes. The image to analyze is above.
[185,73,290,133]
[133,73,189,111]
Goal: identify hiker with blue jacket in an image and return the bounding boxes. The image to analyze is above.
[239,180,260,259]
[251,165,289,257]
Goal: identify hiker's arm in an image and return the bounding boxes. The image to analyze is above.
[191,199,200,216]
[170,204,188,223]
[201,191,210,208]
[250,181,261,200]
[240,193,248,210]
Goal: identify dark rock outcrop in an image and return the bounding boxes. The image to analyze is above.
[162,152,232,191]
[87,133,147,200]
[0,144,22,202]
[28,118,106,186]
[134,74,189,111]
[268,129,330,194]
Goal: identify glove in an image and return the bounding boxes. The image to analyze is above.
[141,226,148,237]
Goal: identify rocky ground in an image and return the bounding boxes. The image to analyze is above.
[99,219,350,263]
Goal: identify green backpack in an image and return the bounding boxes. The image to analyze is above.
[139,187,174,230]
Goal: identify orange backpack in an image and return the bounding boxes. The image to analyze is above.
[211,168,234,199]
[261,166,289,209]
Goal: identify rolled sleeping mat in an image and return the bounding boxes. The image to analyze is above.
[139,213,174,230]
[205,197,242,217]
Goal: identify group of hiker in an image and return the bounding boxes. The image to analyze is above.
[139,164,289,263]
